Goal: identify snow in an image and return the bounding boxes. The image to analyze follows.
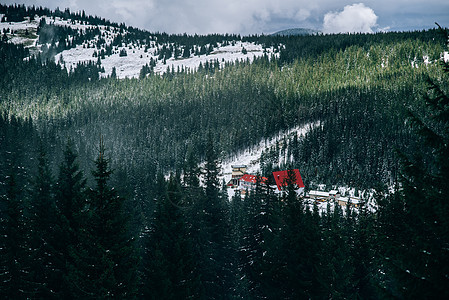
[57,40,275,79]
[221,122,319,199]
[0,16,40,48]
[1,15,277,79]
[309,191,330,197]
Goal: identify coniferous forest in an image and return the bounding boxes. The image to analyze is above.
[1,4,449,299]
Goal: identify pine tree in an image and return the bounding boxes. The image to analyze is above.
[71,138,138,298]
[195,133,234,298]
[142,174,200,299]
[239,175,271,299]
[0,167,30,298]
[276,170,315,299]
[183,145,200,188]
[28,144,59,299]
[382,26,449,298]
[53,140,87,298]
[351,199,378,299]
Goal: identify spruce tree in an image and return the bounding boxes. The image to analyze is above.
[53,140,87,298]
[71,138,138,298]
[0,167,30,298]
[143,174,200,299]
[28,145,59,299]
[196,133,233,299]
[383,26,449,298]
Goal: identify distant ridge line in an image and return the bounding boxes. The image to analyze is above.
[271,28,320,36]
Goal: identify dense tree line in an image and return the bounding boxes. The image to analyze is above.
[0,114,380,298]
[1,11,449,297]
[2,63,447,297]
[1,27,446,210]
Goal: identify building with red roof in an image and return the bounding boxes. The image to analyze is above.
[272,169,305,193]
[239,174,268,192]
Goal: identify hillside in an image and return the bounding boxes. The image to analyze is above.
[1,4,449,299]
[0,11,278,78]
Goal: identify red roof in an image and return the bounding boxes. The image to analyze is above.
[272,169,304,191]
[239,174,268,184]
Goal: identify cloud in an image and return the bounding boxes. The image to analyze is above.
[295,9,311,22]
[101,0,321,35]
[3,0,447,35]
[323,3,378,34]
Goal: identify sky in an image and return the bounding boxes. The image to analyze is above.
[2,0,449,35]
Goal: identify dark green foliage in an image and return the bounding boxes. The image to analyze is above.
[193,135,234,299]
[70,139,138,298]
[53,141,87,298]
[0,115,37,298]
[380,27,449,299]
[28,144,59,298]
[0,167,30,298]
[142,174,200,299]
[1,13,448,298]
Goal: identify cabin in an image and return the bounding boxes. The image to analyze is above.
[308,190,330,201]
[337,196,361,208]
[227,165,248,187]
[272,169,305,194]
[329,190,340,198]
[239,174,268,193]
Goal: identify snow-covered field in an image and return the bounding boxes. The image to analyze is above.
[219,122,320,199]
[57,40,274,79]
[1,15,277,79]
[220,122,320,184]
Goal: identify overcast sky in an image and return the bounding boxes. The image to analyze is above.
[3,0,449,35]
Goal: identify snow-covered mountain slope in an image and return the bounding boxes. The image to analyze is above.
[0,15,40,49]
[218,122,320,199]
[1,15,278,79]
[220,122,320,183]
[56,40,273,79]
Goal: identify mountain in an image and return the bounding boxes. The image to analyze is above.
[2,4,449,299]
[271,27,319,36]
[0,12,278,79]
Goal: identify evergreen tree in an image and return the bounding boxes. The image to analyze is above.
[183,144,200,188]
[239,175,269,299]
[28,144,59,299]
[194,134,234,299]
[53,140,87,298]
[382,26,449,298]
[143,174,200,299]
[71,138,138,298]
[276,170,315,299]
[351,199,378,299]
[0,166,30,298]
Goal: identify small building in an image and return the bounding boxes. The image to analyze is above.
[329,190,340,198]
[227,165,247,187]
[239,174,268,193]
[232,165,247,177]
[308,190,330,201]
[337,196,361,208]
[272,169,305,194]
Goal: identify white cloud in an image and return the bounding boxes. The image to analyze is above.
[3,0,447,34]
[323,3,378,34]
[295,9,311,22]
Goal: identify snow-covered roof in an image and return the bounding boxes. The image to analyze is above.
[231,165,247,169]
[309,190,329,197]
[337,197,361,204]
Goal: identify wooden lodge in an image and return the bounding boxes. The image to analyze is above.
[227,165,247,187]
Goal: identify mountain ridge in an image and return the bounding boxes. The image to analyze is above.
[271,27,319,36]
